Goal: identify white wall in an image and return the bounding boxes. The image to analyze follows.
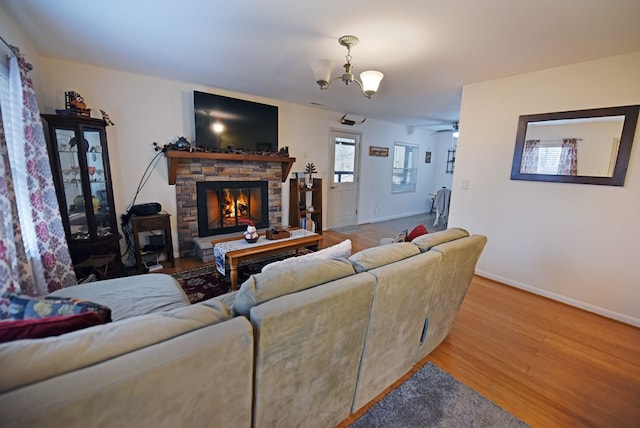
[35,57,444,258]
[355,121,450,223]
[451,52,640,326]
[0,4,43,98]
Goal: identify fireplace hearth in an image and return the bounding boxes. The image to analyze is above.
[196,181,269,237]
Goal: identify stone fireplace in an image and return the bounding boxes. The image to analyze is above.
[172,153,292,257]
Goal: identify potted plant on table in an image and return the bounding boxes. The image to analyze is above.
[305,162,317,189]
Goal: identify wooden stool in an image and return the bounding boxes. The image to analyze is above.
[75,253,117,279]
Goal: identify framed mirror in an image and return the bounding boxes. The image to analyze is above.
[510,105,639,186]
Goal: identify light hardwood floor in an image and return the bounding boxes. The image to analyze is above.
[165,219,640,427]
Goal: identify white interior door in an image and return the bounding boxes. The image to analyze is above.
[328,130,360,229]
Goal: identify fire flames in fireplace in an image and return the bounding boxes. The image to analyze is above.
[217,188,253,227]
[197,181,269,236]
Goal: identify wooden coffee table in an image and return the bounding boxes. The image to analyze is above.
[212,230,323,290]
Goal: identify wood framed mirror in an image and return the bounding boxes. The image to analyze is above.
[510,105,639,186]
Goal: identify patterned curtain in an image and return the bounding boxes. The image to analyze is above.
[520,139,540,173]
[0,46,76,317]
[558,138,578,176]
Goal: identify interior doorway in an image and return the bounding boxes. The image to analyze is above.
[327,130,360,229]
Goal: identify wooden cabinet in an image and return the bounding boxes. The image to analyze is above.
[130,211,175,273]
[42,114,122,278]
[289,177,322,234]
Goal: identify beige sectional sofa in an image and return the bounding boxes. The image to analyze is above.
[0,228,486,428]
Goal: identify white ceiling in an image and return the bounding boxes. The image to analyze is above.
[3,0,640,130]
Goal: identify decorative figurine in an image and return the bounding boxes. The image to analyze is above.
[64,91,91,117]
[100,109,115,126]
[243,221,259,243]
[305,162,317,188]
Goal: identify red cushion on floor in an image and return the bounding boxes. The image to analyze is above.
[0,312,107,343]
[407,224,428,242]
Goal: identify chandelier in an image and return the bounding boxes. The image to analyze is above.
[310,35,384,99]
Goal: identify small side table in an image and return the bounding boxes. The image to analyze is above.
[131,211,175,273]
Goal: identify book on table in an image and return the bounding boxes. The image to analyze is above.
[300,217,316,232]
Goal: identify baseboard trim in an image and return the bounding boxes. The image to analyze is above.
[361,210,430,225]
[476,270,640,328]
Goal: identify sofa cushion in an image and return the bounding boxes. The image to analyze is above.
[1,312,253,428]
[261,239,351,272]
[0,299,231,394]
[47,273,190,321]
[348,242,420,273]
[352,250,442,411]
[407,224,428,242]
[416,234,488,361]
[411,227,469,252]
[3,292,111,322]
[250,273,375,428]
[232,258,356,316]
[0,312,108,343]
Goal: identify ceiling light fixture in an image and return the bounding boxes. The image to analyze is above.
[310,35,384,99]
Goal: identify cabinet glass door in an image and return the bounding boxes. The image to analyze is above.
[83,129,114,237]
[55,128,89,240]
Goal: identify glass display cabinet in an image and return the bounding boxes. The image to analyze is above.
[41,114,122,278]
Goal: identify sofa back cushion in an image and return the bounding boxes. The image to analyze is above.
[348,242,420,273]
[352,250,442,411]
[250,272,376,428]
[416,234,488,361]
[0,300,231,394]
[1,315,253,428]
[232,258,355,316]
[411,227,469,252]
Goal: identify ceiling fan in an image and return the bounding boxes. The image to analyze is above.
[430,121,459,137]
[406,119,459,136]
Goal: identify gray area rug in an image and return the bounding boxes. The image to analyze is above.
[350,362,529,428]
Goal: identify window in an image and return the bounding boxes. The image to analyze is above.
[333,136,355,183]
[535,143,562,174]
[392,142,418,193]
[1,55,38,263]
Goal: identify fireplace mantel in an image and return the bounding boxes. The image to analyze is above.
[165,150,296,184]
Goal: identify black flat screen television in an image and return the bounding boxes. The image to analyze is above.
[193,90,278,152]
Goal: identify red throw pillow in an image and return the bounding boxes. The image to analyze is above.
[0,312,107,343]
[407,224,428,242]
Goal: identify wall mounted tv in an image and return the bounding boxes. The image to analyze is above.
[194,90,278,152]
